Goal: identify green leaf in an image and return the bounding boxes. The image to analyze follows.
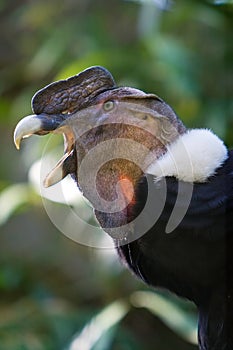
[67,299,130,350]
[130,291,198,345]
[212,0,233,4]
[0,184,32,225]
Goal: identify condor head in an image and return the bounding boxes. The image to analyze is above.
[14,66,185,236]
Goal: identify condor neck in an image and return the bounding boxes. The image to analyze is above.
[88,159,143,234]
[147,129,228,183]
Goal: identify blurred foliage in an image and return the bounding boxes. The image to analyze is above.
[0,0,232,349]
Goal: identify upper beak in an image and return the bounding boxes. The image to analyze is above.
[13,65,118,187]
[14,113,76,187]
[13,113,66,150]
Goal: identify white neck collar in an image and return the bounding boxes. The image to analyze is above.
[147,129,228,182]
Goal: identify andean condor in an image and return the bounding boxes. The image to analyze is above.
[14,66,233,350]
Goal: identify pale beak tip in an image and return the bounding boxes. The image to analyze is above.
[43,178,50,188]
[43,163,65,188]
[15,141,20,150]
[13,131,22,150]
[13,114,43,151]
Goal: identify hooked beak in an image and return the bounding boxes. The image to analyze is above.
[13,113,66,150]
[13,66,117,187]
[14,113,76,187]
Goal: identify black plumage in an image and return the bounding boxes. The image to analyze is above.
[119,151,233,349]
[13,67,233,350]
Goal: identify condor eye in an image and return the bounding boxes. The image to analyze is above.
[103,100,114,111]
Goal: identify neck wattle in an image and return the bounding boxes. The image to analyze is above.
[90,159,143,235]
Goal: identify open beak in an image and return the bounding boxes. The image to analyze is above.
[13,66,117,187]
[14,113,76,187]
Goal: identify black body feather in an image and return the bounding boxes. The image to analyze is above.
[13,66,233,350]
[118,150,233,349]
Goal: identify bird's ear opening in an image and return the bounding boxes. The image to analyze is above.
[141,94,186,140]
[119,93,184,146]
[156,117,184,146]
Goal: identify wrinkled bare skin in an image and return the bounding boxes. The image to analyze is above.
[13,66,186,235]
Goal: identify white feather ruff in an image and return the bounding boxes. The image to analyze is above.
[147,129,228,182]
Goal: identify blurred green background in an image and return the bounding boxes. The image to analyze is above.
[0,0,232,349]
